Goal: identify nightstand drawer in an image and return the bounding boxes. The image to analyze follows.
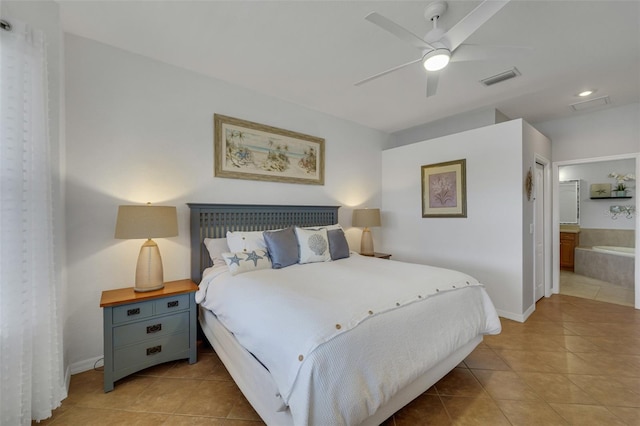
[113,311,189,348]
[113,332,189,371]
[154,294,189,314]
[112,302,153,324]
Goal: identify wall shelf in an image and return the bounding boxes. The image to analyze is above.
[590,196,632,199]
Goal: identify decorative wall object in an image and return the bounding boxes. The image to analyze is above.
[525,167,533,201]
[607,205,635,220]
[590,183,611,198]
[608,172,635,197]
[421,159,467,218]
[214,114,325,185]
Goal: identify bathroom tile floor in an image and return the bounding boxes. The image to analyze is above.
[36,294,640,425]
[560,270,635,307]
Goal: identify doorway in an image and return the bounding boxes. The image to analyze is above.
[553,153,639,309]
[534,161,545,301]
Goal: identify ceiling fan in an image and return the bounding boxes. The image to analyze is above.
[356,0,512,97]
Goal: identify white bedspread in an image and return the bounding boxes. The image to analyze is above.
[197,254,501,426]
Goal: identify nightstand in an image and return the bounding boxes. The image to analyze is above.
[373,252,392,259]
[100,279,198,392]
[362,252,392,259]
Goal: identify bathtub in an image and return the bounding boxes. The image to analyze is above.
[592,246,635,258]
[575,246,635,289]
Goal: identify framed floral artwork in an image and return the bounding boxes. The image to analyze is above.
[214,114,325,185]
[421,159,467,218]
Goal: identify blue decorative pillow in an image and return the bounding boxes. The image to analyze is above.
[264,227,299,269]
[327,228,350,260]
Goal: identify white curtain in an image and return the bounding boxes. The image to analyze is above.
[0,20,66,424]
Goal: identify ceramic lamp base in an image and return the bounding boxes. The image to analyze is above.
[360,227,374,256]
[134,239,165,292]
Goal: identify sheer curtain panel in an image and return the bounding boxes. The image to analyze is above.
[0,20,66,424]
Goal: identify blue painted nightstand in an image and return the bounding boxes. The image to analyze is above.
[100,279,198,392]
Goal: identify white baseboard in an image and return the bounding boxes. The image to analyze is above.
[496,309,526,323]
[521,303,536,322]
[69,355,103,375]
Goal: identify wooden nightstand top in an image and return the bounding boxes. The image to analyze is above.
[100,279,197,307]
[362,252,392,259]
[373,252,391,259]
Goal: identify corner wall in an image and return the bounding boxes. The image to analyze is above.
[521,121,552,315]
[381,120,526,320]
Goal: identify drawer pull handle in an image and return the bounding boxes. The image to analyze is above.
[146,324,162,334]
[127,308,140,316]
[146,345,162,356]
[167,301,179,308]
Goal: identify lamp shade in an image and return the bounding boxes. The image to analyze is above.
[352,208,381,228]
[115,205,178,239]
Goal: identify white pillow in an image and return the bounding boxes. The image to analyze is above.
[303,224,343,231]
[295,227,331,264]
[221,250,272,276]
[226,231,267,253]
[203,238,230,266]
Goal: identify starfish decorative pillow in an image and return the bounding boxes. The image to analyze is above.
[222,249,272,276]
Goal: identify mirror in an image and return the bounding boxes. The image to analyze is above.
[559,180,580,224]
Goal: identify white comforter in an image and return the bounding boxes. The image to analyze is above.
[196,254,501,426]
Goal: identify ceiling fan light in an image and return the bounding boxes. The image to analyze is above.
[423,49,450,71]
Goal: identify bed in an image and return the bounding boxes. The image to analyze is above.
[188,203,501,426]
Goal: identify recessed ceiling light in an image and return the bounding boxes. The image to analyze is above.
[578,90,595,97]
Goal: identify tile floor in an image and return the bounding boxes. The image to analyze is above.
[560,270,635,307]
[38,295,640,425]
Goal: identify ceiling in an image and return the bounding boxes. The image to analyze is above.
[58,0,640,134]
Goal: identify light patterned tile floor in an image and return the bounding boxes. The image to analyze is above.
[560,270,634,307]
[37,295,640,425]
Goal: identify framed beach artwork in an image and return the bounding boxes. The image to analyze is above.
[421,159,467,218]
[214,114,325,185]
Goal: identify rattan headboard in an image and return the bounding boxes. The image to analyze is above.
[187,203,340,283]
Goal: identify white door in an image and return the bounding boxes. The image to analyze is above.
[534,162,545,301]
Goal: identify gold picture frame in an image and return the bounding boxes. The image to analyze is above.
[214,114,325,185]
[421,159,467,218]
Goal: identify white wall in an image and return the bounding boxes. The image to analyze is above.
[521,121,552,313]
[65,34,388,371]
[559,159,636,230]
[534,103,639,162]
[381,120,529,320]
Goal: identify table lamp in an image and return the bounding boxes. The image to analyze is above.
[115,204,178,292]
[352,208,381,256]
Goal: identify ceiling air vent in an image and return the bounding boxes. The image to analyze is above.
[569,95,610,112]
[480,67,521,87]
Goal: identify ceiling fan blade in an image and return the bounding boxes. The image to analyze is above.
[441,0,510,52]
[426,72,439,98]
[365,12,436,51]
[355,57,422,86]
[450,43,532,63]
